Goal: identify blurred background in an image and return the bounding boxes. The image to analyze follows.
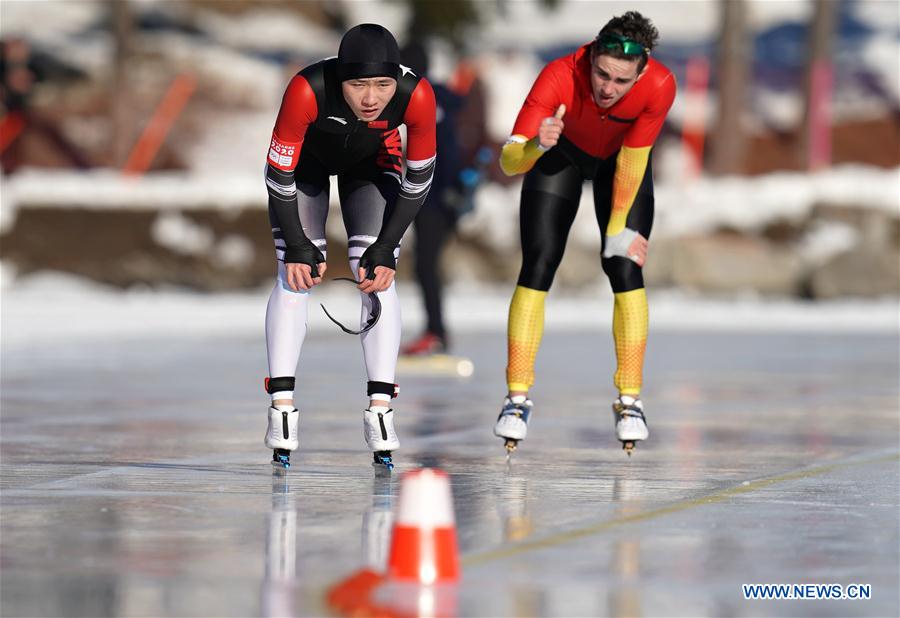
[1,0,898,340]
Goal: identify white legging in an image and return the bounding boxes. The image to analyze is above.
[265,237,401,402]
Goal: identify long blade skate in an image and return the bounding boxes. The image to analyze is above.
[613,396,648,457]
[494,397,533,459]
[264,406,299,469]
[364,407,399,471]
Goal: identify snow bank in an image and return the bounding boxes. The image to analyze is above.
[2,272,896,354]
[3,165,897,244]
[653,165,900,237]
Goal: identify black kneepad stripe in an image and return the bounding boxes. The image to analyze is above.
[265,376,296,394]
[367,381,399,398]
[602,256,645,293]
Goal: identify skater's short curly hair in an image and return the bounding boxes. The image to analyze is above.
[592,11,659,72]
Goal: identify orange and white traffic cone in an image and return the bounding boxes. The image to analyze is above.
[327,468,460,618]
[387,468,459,584]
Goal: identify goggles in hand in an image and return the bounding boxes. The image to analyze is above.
[320,277,381,335]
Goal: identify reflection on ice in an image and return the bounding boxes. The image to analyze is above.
[362,471,396,572]
[497,469,533,543]
[2,330,897,617]
[261,470,298,618]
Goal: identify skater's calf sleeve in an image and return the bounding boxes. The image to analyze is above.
[507,286,547,392]
[612,288,648,395]
[265,271,311,391]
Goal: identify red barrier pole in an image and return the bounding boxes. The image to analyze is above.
[681,56,710,181]
[808,59,833,170]
[122,73,196,176]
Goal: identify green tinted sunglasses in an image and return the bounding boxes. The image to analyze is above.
[596,33,647,56]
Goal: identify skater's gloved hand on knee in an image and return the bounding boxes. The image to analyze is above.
[357,242,396,293]
[357,265,394,294]
[626,233,648,267]
[283,241,327,291]
[286,261,327,291]
[603,228,648,267]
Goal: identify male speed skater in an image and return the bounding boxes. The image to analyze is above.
[492,11,676,455]
[263,24,436,468]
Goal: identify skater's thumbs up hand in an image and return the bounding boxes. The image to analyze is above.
[538,104,566,150]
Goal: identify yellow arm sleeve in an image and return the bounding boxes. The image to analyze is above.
[607,145,652,235]
[499,135,546,176]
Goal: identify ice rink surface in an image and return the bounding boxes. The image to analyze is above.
[2,327,898,617]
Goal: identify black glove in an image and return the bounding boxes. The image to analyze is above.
[358,242,396,280]
[283,239,325,278]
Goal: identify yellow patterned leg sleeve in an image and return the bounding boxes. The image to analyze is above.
[506,285,547,392]
[613,288,648,396]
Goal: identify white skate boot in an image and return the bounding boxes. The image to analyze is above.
[364,407,399,470]
[265,407,300,468]
[612,395,648,456]
[493,396,533,455]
